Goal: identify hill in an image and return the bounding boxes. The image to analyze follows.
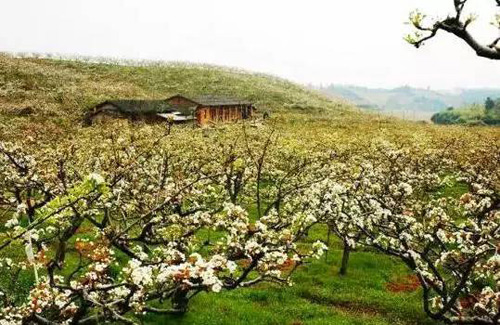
[317,84,500,120]
[0,53,351,126]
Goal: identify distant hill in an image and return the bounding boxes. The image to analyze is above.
[317,85,500,120]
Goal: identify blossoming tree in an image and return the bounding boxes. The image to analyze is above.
[327,142,500,324]
[0,128,329,324]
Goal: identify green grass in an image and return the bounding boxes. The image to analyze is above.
[139,248,432,325]
[436,178,469,199]
[137,207,433,325]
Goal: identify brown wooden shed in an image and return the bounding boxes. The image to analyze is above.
[166,95,255,125]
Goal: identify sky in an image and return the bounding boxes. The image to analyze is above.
[1,0,500,89]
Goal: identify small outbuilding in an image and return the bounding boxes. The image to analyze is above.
[84,100,195,125]
[165,95,255,125]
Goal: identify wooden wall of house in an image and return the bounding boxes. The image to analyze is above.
[196,107,208,125]
[196,105,254,125]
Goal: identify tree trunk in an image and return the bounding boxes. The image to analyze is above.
[324,227,331,263]
[171,289,189,314]
[339,241,350,276]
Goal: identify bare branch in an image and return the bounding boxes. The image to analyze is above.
[407,0,500,60]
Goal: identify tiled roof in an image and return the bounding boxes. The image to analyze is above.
[192,95,253,106]
[175,95,252,106]
[98,100,195,116]
[104,100,174,114]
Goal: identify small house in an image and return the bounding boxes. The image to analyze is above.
[165,95,255,125]
[86,95,255,126]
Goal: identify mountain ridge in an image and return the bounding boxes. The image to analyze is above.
[317,84,500,120]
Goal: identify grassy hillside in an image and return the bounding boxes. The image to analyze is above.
[0,54,351,123]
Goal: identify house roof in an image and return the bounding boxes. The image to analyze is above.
[101,100,174,114]
[168,95,253,106]
[192,95,253,106]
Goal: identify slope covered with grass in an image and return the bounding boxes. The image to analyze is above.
[0,54,351,123]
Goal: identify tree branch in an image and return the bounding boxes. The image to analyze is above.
[407,0,500,60]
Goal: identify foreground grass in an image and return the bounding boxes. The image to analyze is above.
[141,248,433,325]
[138,220,432,325]
[0,209,433,325]
[140,171,475,325]
[0,209,434,325]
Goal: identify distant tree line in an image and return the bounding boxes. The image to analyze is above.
[431,97,500,125]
